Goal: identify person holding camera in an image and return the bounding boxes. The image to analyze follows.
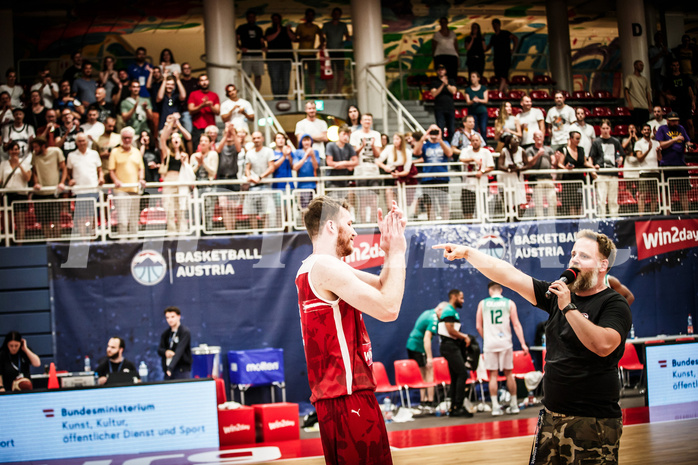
[413,124,454,221]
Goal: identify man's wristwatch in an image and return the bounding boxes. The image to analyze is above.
[562,302,578,315]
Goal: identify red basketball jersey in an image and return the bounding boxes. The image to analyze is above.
[296,255,376,403]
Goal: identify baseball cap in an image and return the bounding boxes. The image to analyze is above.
[436,64,446,69]
[666,111,680,120]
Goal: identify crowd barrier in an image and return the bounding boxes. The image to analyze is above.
[1,165,696,245]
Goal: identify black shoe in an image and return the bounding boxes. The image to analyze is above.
[449,407,473,418]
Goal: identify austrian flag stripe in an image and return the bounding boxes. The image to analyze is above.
[635,219,698,260]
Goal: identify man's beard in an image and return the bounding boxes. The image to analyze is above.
[109,352,120,361]
[568,267,598,293]
[335,225,353,258]
[454,300,463,308]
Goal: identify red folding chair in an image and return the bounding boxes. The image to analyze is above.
[487,107,500,119]
[373,361,403,406]
[512,350,535,380]
[530,90,551,101]
[510,75,531,86]
[618,342,644,394]
[532,75,554,86]
[394,359,437,408]
[432,357,451,409]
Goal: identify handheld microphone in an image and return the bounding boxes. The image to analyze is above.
[545,267,580,298]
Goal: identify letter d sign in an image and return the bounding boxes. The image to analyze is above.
[632,23,642,37]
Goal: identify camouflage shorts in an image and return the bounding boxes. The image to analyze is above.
[529,408,622,465]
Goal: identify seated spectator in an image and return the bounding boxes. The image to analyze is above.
[524,130,557,218]
[95,116,121,183]
[82,107,105,143]
[31,136,67,239]
[293,134,319,208]
[156,73,186,131]
[159,48,181,76]
[271,132,295,192]
[120,80,153,137]
[0,330,41,392]
[243,131,276,230]
[590,120,623,217]
[28,90,47,130]
[140,130,161,183]
[217,123,242,231]
[459,135,494,220]
[414,124,453,220]
[559,130,594,217]
[71,61,98,106]
[108,126,146,237]
[93,87,117,123]
[451,115,486,156]
[66,132,103,236]
[0,68,24,108]
[325,125,357,187]
[220,84,254,132]
[31,69,59,109]
[95,337,140,386]
[494,102,522,152]
[56,108,82,155]
[0,141,32,241]
[128,47,153,98]
[99,56,121,103]
[55,79,84,120]
[497,134,526,214]
[3,107,35,157]
[159,115,192,234]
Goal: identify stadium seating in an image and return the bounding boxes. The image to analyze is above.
[530,90,551,101]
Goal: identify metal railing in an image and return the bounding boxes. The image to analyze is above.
[1,166,695,245]
[366,67,426,136]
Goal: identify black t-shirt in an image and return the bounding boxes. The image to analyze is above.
[217,144,239,179]
[143,148,161,182]
[265,25,294,59]
[95,101,116,123]
[0,349,32,391]
[180,78,199,101]
[532,278,632,418]
[430,77,456,111]
[28,107,47,130]
[237,23,265,55]
[664,73,694,102]
[95,358,140,381]
[490,30,514,61]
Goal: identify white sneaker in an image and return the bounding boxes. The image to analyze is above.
[492,406,504,416]
[463,398,476,414]
[506,405,520,414]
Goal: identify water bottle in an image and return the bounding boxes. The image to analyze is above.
[84,356,91,372]
[630,324,635,339]
[139,361,149,382]
[688,314,694,335]
[541,333,546,348]
[382,397,393,422]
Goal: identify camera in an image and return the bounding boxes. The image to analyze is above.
[429,129,440,135]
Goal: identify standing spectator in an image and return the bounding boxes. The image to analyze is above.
[271,132,294,192]
[293,134,319,208]
[81,107,105,143]
[159,48,181,76]
[71,61,98,106]
[377,133,415,207]
[476,281,528,416]
[405,302,447,407]
[546,91,576,152]
[494,101,522,152]
[451,114,486,156]
[322,7,351,95]
[518,94,545,149]
[325,125,357,187]
[140,130,161,183]
[187,74,220,149]
[56,108,82,155]
[432,17,460,81]
[346,105,361,131]
[624,60,652,130]
[35,108,58,147]
[93,87,116,123]
[464,71,488,142]
[220,84,254,132]
[31,69,59,109]
[178,63,198,135]
[236,11,266,91]
[350,113,382,184]
[0,69,23,109]
[634,123,662,215]
[647,105,667,138]
[65,132,103,236]
[437,289,473,417]
[244,131,276,230]
[295,8,324,96]
[569,107,596,157]
[156,73,186,131]
[294,100,328,160]
[0,91,12,159]
[159,115,192,234]
[147,67,164,113]
[3,108,35,157]
[99,56,121,102]
[0,331,41,392]
[265,13,295,99]
[414,124,453,221]
[27,90,47,130]
[487,18,518,93]
[55,80,84,120]
[656,112,692,212]
[459,134,494,220]
[672,34,698,76]
[558,130,593,217]
[108,126,146,237]
[430,64,457,143]
[497,134,526,212]
[128,47,153,98]
[31,136,67,239]
[191,133,218,181]
[116,68,131,105]
[158,306,192,380]
[120,81,152,137]
[95,116,121,184]
[217,123,242,231]
[62,51,83,85]
[662,60,695,138]
[590,121,624,217]
[465,22,486,77]
[621,124,640,159]
[1,142,32,241]
[524,130,557,218]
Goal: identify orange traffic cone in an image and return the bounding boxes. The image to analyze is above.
[48,362,59,389]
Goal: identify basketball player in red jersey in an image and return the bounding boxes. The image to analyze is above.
[296,196,407,465]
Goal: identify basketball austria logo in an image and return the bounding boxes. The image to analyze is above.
[131,250,167,286]
[476,233,507,260]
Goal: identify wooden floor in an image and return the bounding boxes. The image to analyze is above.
[265,419,698,465]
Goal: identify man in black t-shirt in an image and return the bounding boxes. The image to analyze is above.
[430,64,457,143]
[487,18,518,93]
[236,11,266,90]
[434,229,631,465]
[95,337,140,385]
[157,306,192,380]
[265,13,295,98]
